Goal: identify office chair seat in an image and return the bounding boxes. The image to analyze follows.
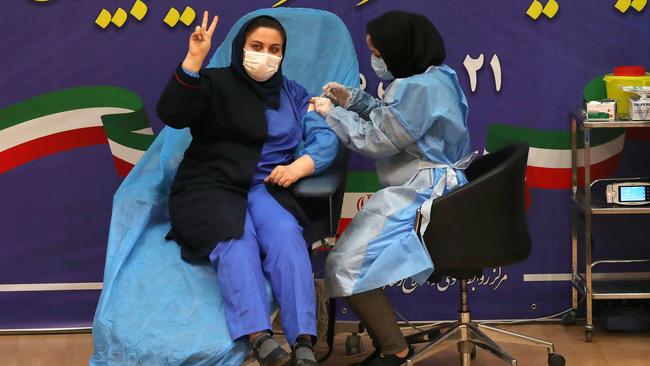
[294,171,344,197]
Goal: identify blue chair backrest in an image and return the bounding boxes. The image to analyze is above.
[208,7,359,95]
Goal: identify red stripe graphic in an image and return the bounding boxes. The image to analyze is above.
[112,156,135,178]
[337,218,353,236]
[526,153,621,190]
[0,127,107,174]
[627,128,650,140]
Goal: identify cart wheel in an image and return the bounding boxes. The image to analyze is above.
[548,353,566,366]
[345,334,363,355]
[561,310,577,326]
[585,329,593,342]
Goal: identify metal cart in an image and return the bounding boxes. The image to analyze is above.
[569,111,650,341]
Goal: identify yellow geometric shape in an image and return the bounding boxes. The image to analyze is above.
[356,0,370,5]
[130,0,148,21]
[526,0,544,20]
[543,0,560,18]
[111,7,128,27]
[272,0,288,7]
[164,8,180,27]
[631,0,647,11]
[615,0,632,13]
[179,7,196,26]
[95,9,112,29]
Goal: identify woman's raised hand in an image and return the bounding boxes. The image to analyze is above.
[183,11,219,72]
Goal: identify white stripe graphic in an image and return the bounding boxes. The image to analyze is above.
[107,139,145,165]
[341,192,374,218]
[527,134,625,169]
[0,107,132,152]
[132,127,154,135]
[523,272,650,282]
[485,134,625,169]
[0,282,103,292]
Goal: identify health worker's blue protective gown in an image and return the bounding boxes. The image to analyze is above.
[324,65,475,298]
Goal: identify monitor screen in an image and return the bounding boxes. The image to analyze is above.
[619,186,647,202]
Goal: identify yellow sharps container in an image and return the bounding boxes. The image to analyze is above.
[604,66,650,116]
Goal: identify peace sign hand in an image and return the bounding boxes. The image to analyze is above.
[183,11,219,72]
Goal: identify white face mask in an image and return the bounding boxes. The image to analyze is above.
[371,55,394,80]
[243,49,282,82]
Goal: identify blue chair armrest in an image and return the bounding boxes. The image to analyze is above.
[293,171,343,198]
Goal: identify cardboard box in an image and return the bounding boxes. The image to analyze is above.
[629,96,650,121]
[586,100,616,121]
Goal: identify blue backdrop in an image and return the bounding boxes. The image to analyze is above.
[0,0,649,329]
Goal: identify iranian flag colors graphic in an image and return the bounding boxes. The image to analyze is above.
[0,86,155,177]
[338,122,627,230]
[486,124,625,189]
[338,171,381,235]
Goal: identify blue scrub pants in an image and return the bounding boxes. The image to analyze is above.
[209,184,317,345]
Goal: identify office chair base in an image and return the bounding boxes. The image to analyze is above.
[404,321,565,366]
[404,325,442,344]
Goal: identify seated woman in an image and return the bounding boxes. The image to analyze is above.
[312,11,474,366]
[156,11,338,366]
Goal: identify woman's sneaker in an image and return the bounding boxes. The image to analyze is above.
[290,337,318,366]
[251,332,290,366]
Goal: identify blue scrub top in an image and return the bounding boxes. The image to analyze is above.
[253,78,338,184]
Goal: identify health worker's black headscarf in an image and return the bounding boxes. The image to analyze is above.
[230,15,287,108]
[366,11,446,79]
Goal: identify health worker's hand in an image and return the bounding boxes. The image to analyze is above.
[322,82,352,108]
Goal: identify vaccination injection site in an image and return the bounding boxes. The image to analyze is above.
[1,1,649,366]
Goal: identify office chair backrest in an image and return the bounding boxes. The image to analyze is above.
[422,143,531,279]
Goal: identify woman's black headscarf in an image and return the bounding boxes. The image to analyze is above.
[366,11,446,79]
[230,15,287,108]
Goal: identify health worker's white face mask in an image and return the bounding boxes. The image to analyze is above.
[243,49,282,82]
[371,55,394,80]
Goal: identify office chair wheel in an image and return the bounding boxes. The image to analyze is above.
[345,334,363,355]
[585,329,593,342]
[561,310,576,326]
[548,353,565,366]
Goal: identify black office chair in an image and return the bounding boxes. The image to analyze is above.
[404,143,565,366]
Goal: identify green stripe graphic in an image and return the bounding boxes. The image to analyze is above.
[0,86,154,151]
[0,86,142,130]
[102,109,153,150]
[345,171,381,192]
[486,124,623,152]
